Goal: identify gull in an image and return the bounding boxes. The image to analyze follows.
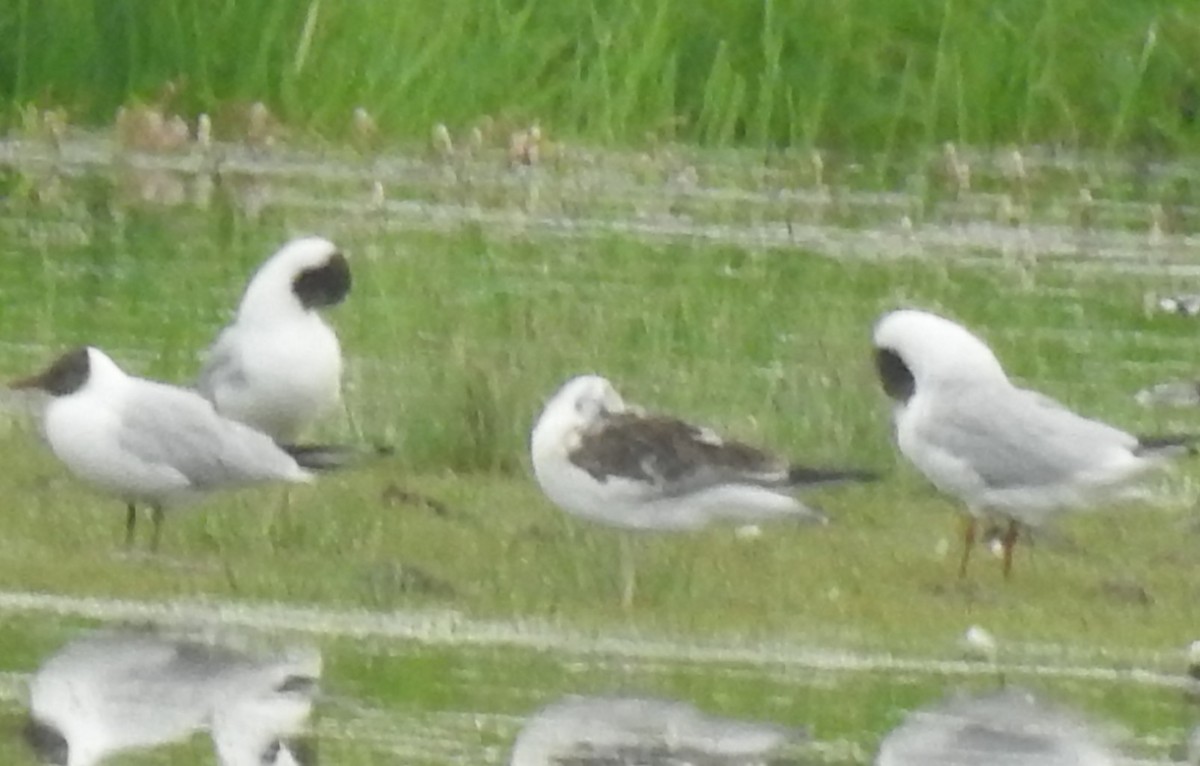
[197,236,349,443]
[875,687,1121,766]
[531,374,877,606]
[1155,292,1200,316]
[509,695,804,766]
[1186,640,1200,703]
[873,308,1196,578]
[10,346,341,550]
[1135,379,1200,408]
[959,625,998,663]
[23,627,319,766]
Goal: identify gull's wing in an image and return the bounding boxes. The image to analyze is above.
[511,696,801,766]
[916,382,1139,491]
[32,631,231,750]
[195,324,246,403]
[568,412,791,497]
[877,689,1120,766]
[116,380,305,490]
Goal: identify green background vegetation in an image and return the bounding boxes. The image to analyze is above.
[2,0,1199,154]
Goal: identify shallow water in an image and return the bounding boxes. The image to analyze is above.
[1,134,1198,764]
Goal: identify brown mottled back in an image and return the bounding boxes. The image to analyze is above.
[569,412,785,492]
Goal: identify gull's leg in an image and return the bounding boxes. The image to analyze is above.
[958,515,977,579]
[1001,519,1020,579]
[125,503,138,548]
[619,533,637,610]
[266,488,293,550]
[150,506,165,552]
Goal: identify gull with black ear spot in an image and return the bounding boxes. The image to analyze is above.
[509,694,806,766]
[875,687,1123,765]
[10,346,346,551]
[872,308,1199,579]
[198,236,350,443]
[531,374,877,607]
[24,627,320,766]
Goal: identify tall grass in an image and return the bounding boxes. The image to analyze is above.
[1,1,1198,157]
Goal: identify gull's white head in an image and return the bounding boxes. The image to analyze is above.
[542,374,625,427]
[10,346,126,399]
[238,236,350,324]
[212,651,321,766]
[531,375,626,455]
[1187,639,1200,675]
[872,309,1008,404]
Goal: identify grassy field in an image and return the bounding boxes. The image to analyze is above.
[2,190,1199,644]
[5,6,1200,763]
[0,136,1199,761]
[2,1,1200,157]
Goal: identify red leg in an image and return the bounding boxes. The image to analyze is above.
[958,516,977,579]
[1001,519,1020,579]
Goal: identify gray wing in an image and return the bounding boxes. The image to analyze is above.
[117,381,301,489]
[879,690,1118,766]
[516,696,799,766]
[569,413,788,496]
[195,325,246,402]
[919,383,1137,490]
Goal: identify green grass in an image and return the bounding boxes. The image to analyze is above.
[0,151,1199,763]
[2,1,1200,158]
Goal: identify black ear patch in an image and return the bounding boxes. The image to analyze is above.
[23,347,91,396]
[875,348,915,403]
[292,253,351,309]
[22,718,68,766]
[275,674,318,694]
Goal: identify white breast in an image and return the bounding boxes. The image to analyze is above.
[215,316,342,442]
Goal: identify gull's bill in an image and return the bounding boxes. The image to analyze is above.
[875,687,1122,766]
[10,346,344,550]
[24,626,320,766]
[197,235,349,443]
[872,308,1198,578]
[509,694,805,766]
[531,374,876,605]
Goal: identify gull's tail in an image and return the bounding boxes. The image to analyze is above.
[281,443,394,472]
[786,465,880,487]
[1134,434,1200,459]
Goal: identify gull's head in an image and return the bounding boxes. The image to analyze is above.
[1187,639,1200,679]
[532,375,625,454]
[872,309,1008,404]
[21,718,68,766]
[240,236,351,321]
[212,646,322,766]
[9,346,124,397]
[544,374,625,427]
